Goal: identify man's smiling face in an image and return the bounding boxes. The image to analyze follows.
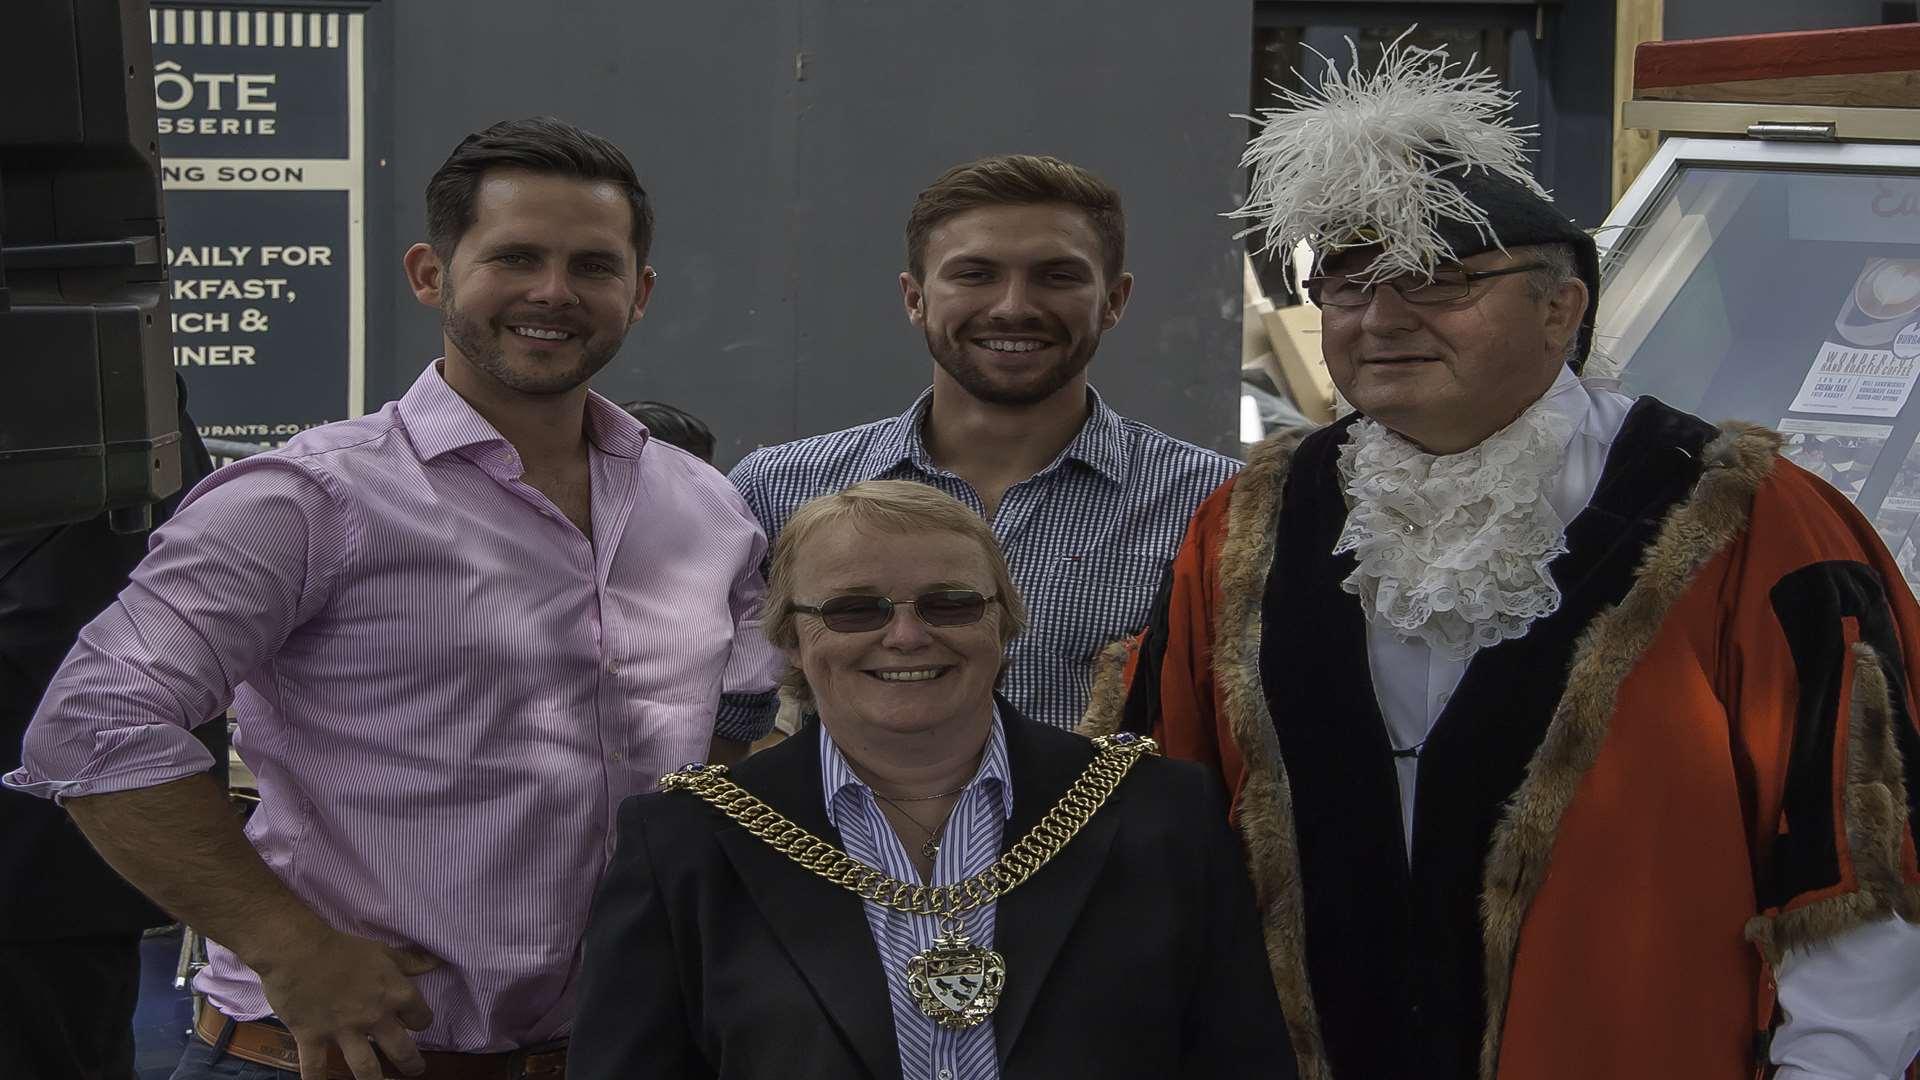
[1318,243,1584,454]
[902,202,1131,408]
[434,168,651,397]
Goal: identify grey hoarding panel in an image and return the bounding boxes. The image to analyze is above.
[387,1,1248,468]
[385,0,798,466]
[788,1,1252,458]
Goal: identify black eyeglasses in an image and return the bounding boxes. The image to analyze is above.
[790,590,998,633]
[1304,263,1546,308]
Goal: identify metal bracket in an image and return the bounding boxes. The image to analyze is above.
[1745,120,1838,142]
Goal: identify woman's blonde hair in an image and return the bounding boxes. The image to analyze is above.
[763,480,1029,704]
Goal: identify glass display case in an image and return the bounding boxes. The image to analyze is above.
[1596,135,1920,588]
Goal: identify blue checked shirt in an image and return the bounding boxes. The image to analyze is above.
[728,387,1240,730]
[821,711,1012,1080]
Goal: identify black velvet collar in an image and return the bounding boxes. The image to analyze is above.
[1256,397,1716,1079]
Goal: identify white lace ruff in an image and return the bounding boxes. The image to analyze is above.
[1333,404,1576,659]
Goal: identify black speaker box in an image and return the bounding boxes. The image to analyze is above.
[1,0,180,534]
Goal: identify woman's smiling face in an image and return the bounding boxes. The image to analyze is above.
[786,519,1005,745]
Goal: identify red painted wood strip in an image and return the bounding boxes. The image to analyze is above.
[1636,23,1920,91]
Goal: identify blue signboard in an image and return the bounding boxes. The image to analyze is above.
[151,5,368,439]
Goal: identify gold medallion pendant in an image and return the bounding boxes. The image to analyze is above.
[905,917,1007,1029]
[661,731,1157,1033]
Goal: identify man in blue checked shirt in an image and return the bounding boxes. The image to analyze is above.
[728,154,1240,732]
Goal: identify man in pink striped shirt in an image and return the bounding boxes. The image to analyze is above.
[5,117,782,1080]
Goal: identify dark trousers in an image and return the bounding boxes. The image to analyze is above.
[0,935,143,1080]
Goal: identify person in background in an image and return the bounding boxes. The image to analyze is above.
[0,376,221,1080]
[7,116,782,1080]
[728,154,1240,734]
[619,399,715,463]
[1087,41,1920,1080]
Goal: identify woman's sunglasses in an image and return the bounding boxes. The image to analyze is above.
[789,590,998,633]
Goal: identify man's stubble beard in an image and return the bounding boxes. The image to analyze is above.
[925,320,1102,407]
[441,283,623,397]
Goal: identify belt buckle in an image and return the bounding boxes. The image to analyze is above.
[506,1041,566,1080]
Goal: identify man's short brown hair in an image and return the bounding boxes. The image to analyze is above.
[426,116,654,264]
[905,154,1125,283]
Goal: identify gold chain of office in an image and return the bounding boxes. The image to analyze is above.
[657,732,1158,919]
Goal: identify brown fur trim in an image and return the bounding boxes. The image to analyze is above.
[1745,642,1920,967]
[1076,639,1135,738]
[1209,427,1335,1080]
[1476,422,1780,1080]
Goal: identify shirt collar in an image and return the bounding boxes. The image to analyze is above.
[855,385,1127,485]
[820,707,1014,829]
[1535,364,1595,460]
[396,360,650,464]
[1065,386,1128,483]
[852,388,938,481]
[582,391,650,459]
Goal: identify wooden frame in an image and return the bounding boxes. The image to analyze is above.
[1612,0,1664,203]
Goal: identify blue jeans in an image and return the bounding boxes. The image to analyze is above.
[169,1036,295,1079]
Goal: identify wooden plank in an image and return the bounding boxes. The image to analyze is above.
[1639,70,1920,110]
[1636,23,1920,91]
[1259,304,1335,425]
[1622,98,1920,141]
[1614,0,1664,204]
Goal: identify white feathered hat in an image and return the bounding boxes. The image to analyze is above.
[1233,33,1599,363]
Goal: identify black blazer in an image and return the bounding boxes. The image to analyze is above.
[569,702,1297,1080]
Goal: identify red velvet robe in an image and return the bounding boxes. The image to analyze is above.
[1084,405,1920,1080]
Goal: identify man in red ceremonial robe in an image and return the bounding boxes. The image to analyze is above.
[1084,39,1920,1080]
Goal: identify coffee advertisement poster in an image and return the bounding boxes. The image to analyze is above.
[1791,258,1920,417]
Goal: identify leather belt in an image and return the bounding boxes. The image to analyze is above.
[195,1003,566,1080]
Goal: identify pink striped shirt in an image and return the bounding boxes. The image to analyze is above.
[6,362,782,1051]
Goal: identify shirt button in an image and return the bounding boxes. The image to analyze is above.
[1436,691,1451,706]
[606,660,620,675]
[938,1071,952,1080]
[611,751,623,763]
